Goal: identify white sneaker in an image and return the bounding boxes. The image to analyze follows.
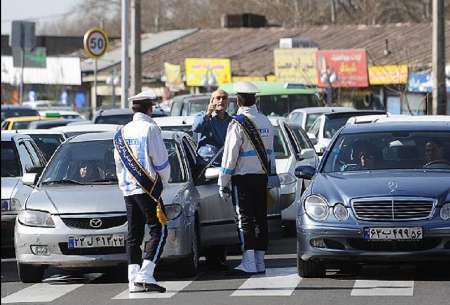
[234,250,257,273]
[128,264,145,293]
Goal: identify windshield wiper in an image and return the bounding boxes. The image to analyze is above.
[42,179,86,185]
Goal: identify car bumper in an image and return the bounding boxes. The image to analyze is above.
[297,222,450,263]
[15,216,194,267]
[1,213,17,250]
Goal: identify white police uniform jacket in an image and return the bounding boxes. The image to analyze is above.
[218,105,276,188]
[114,112,171,196]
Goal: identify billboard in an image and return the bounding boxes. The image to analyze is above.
[316,49,368,88]
[164,62,184,90]
[408,72,450,93]
[274,48,318,85]
[368,64,408,85]
[185,58,231,87]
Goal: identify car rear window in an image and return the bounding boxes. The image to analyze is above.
[95,114,133,125]
[2,108,39,119]
[1,141,22,177]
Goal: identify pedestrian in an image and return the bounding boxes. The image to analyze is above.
[192,89,232,270]
[192,89,232,165]
[218,81,278,275]
[113,90,171,293]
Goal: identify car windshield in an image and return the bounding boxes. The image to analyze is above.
[40,139,185,185]
[258,94,321,117]
[323,131,450,173]
[28,134,65,161]
[305,113,322,131]
[1,141,22,177]
[273,126,290,159]
[95,114,133,125]
[323,115,356,139]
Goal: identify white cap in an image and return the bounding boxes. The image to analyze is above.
[233,81,259,94]
[128,90,158,103]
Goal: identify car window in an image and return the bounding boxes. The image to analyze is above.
[284,124,312,161]
[273,126,290,159]
[17,141,34,170]
[258,94,321,117]
[1,141,22,177]
[288,112,304,125]
[323,131,450,173]
[95,114,132,125]
[170,101,183,116]
[323,116,353,139]
[305,113,322,131]
[24,140,45,167]
[3,108,39,119]
[308,117,321,138]
[28,134,65,161]
[12,121,32,130]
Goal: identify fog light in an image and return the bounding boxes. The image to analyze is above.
[310,238,326,248]
[30,245,50,256]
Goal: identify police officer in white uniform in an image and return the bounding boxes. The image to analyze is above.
[218,81,276,275]
[114,91,171,293]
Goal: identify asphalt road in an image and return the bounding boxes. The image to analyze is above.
[2,237,449,305]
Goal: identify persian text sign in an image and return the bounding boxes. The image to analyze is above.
[316,49,368,88]
[369,65,408,85]
[185,58,231,87]
[274,48,318,85]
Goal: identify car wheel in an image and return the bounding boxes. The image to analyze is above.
[18,263,45,283]
[297,257,325,278]
[178,217,199,277]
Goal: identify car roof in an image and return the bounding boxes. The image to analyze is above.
[324,110,385,118]
[95,108,133,116]
[291,106,355,114]
[220,81,317,95]
[67,130,187,143]
[153,116,196,126]
[341,121,450,134]
[51,123,121,132]
[1,131,31,141]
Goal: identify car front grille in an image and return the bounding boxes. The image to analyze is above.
[61,216,127,229]
[352,197,435,221]
[58,243,126,255]
[348,238,441,252]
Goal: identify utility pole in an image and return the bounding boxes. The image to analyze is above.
[121,0,129,109]
[130,0,141,96]
[431,0,447,115]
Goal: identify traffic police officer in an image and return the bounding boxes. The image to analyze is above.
[114,90,171,293]
[218,81,276,275]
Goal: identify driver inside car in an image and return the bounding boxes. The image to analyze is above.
[424,140,450,168]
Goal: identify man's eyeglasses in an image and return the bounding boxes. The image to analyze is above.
[214,95,228,100]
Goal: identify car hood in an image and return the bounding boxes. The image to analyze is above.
[26,184,185,214]
[312,170,450,205]
[1,177,20,199]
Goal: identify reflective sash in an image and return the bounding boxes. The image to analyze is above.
[113,128,167,224]
[232,114,269,174]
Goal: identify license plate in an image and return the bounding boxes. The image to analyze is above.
[364,227,422,240]
[68,234,125,249]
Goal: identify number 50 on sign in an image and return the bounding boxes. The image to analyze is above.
[83,28,109,58]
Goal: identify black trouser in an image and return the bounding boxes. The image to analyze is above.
[124,193,167,265]
[231,174,268,251]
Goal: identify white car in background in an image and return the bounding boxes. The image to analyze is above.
[307,110,385,155]
[346,114,450,125]
[288,107,354,132]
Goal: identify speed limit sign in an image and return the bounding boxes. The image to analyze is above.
[83,28,109,58]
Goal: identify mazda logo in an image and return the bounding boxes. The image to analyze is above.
[89,218,102,228]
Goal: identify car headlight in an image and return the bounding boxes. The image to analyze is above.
[17,210,55,227]
[304,195,329,221]
[1,198,21,211]
[165,204,183,220]
[278,173,296,185]
[333,203,349,221]
[440,202,450,221]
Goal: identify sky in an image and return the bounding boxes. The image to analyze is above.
[1,0,83,34]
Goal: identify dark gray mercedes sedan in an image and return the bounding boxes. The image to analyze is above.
[295,121,450,278]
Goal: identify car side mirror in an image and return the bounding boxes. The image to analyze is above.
[294,165,316,180]
[299,148,316,160]
[307,133,318,145]
[22,173,38,186]
[26,165,44,175]
[204,167,220,180]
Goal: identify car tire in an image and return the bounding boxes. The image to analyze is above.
[18,263,45,283]
[177,217,200,277]
[297,257,325,278]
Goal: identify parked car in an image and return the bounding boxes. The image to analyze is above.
[170,94,238,117]
[1,105,40,122]
[346,114,450,125]
[1,116,50,130]
[15,131,243,282]
[288,107,354,131]
[295,121,450,278]
[1,132,47,253]
[307,110,385,155]
[220,81,324,117]
[16,130,67,161]
[93,107,167,125]
[51,124,121,138]
[39,110,85,120]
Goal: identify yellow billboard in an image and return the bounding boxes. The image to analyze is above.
[274,48,318,85]
[368,64,408,85]
[185,58,231,87]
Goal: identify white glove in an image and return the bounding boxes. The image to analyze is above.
[219,186,231,201]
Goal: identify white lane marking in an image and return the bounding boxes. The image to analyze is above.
[113,280,192,299]
[351,280,414,296]
[231,267,301,296]
[1,283,83,303]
